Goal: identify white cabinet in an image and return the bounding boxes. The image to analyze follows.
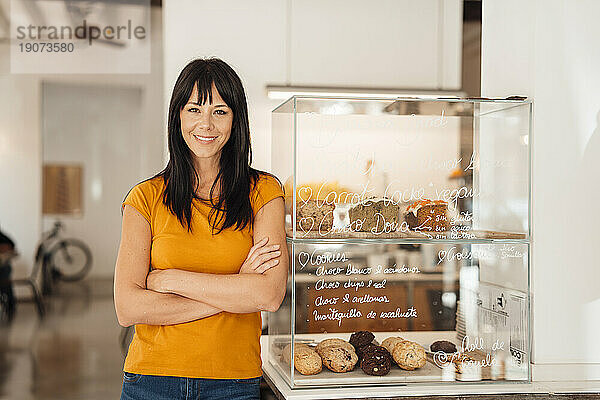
[289,0,462,90]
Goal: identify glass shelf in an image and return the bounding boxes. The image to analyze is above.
[286,237,530,245]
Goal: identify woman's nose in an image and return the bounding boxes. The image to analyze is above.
[195,112,212,130]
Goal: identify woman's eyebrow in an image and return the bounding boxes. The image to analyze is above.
[185,102,229,108]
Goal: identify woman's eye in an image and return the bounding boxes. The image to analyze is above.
[187,107,199,113]
[215,109,227,115]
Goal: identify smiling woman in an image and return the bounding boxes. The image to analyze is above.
[180,84,233,193]
[113,58,288,400]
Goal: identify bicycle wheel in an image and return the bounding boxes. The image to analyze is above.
[48,239,92,282]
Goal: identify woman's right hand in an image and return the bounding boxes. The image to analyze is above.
[239,237,281,274]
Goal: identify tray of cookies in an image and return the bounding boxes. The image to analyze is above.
[271,331,511,386]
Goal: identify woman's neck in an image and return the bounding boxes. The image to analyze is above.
[193,156,220,197]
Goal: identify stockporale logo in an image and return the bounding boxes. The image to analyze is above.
[10,0,150,74]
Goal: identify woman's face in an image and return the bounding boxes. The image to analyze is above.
[180,83,233,165]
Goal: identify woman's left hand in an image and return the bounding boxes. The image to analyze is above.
[146,269,174,293]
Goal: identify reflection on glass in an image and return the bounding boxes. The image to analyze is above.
[270,97,531,387]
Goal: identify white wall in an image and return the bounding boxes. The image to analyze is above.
[0,6,164,280]
[482,0,600,380]
[0,54,42,282]
[163,0,463,173]
[163,0,288,172]
[289,0,462,90]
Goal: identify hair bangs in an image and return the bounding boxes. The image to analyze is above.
[193,73,214,106]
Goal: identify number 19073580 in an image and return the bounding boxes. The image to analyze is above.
[19,42,74,52]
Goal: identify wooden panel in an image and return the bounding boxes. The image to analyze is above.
[42,164,83,215]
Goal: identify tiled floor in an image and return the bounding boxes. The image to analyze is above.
[0,278,277,400]
[1,279,125,400]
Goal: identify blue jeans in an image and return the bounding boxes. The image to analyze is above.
[120,372,261,400]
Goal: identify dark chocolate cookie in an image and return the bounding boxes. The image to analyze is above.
[356,343,378,361]
[349,331,375,349]
[360,346,392,376]
[430,340,457,353]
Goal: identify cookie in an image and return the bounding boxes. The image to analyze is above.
[282,343,322,375]
[282,343,310,366]
[315,338,354,357]
[381,336,405,354]
[320,346,358,373]
[391,341,426,370]
[349,331,375,349]
[294,348,322,375]
[356,343,378,362]
[430,340,457,354]
[360,346,392,376]
[366,344,391,358]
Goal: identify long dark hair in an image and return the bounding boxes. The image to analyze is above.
[149,58,276,233]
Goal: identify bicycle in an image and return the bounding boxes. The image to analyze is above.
[36,221,93,295]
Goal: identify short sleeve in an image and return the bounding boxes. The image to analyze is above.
[121,181,155,224]
[251,174,285,214]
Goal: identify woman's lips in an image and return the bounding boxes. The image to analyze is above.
[193,134,217,143]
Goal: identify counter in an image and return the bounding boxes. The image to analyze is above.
[260,336,600,399]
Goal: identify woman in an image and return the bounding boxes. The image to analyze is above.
[114,58,288,400]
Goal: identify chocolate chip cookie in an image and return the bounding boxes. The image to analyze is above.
[315,338,354,357]
[282,343,322,375]
[391,340,426,370]
[282,343,310,366]
[294,348,322,375]
[381,336,405,354]
[320,345,358,373]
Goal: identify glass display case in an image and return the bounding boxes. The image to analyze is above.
[269,96,532,388]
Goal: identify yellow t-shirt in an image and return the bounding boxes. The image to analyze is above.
[120,173,284,379]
